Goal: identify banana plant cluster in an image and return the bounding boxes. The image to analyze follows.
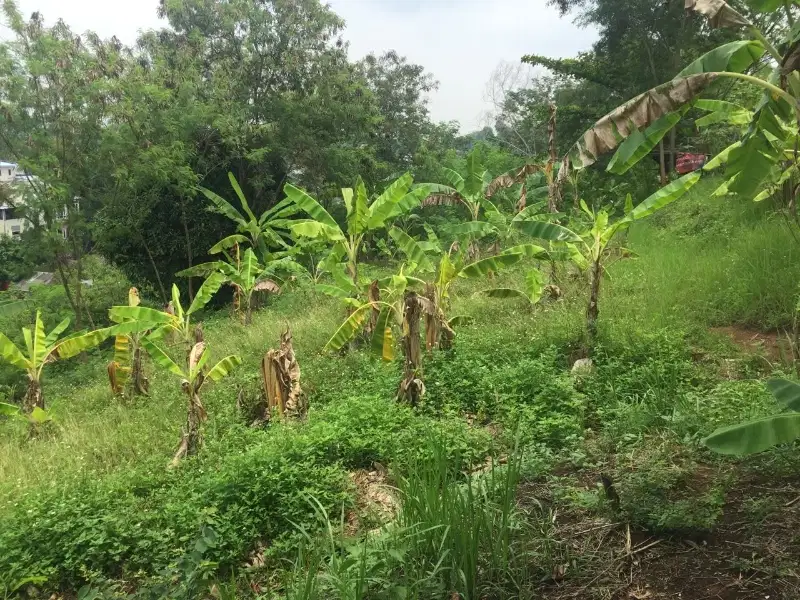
[285,173,431,289]
[177,246,292,325]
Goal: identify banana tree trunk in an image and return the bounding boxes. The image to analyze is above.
[398,292,424,407]
[23,377,43,414]
[132,346,149,396]
[586,257,602,349]
[172,384,205,466]
[547,103,559,212]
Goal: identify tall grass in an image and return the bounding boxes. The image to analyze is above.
[285,436,555,600]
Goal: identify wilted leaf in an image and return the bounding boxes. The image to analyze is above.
[254,279,281,293]
[567,74,717,170]
[685,0,752,28]
[486,163,541,197]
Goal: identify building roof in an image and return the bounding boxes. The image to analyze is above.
[0,162,17,168]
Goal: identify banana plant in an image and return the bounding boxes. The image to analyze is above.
[0,400,54,432]
[140,337,241,465]
[284,173,430,288]
[514,173,701,347]
[109,275,225,351]
[550,0,800,207]
[389,226,529,350]
[200,172,298,260]
[0,311,115,413]
[107,287,151,398]
[177,248,293,325]
[705,378,800,456]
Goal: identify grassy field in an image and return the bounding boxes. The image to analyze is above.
[2,177,800,599]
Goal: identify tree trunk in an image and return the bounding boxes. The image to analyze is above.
[54,257,81,329]
[658,140,668,187]
[668,127,677,174]
[171,385,205,467]
[23,378,43,413]
[143,238,168,304]
[547,103,560,212]
[398,292,424,406]
[179,201,195,302]
[586,258,602,350]
[132,345,149,396]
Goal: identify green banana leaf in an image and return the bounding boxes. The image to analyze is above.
[607,111,684,175]
[109,306,174,326]
[44,318,71,347]
[677,40,765,77]
[389,227,434,273]
[199,186,246,227]
[284,184,340,230]
[767,378,800,411]
[209,234,249,254]
[187,272,226,316]
[290,220,345,242]
[460,253,522,278]
[0,333,30,371]
[626,172,701,222]
[514,220,582,242]
[370,306,394,361]
[227,172,257,223]
[324,304,373,352]
[704,413,800,455]
[140,337,184,378]
[206,355,242,383]
[366,173,414,229]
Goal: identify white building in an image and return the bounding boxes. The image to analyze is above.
[0,161,29,238]
[0,161,69,239]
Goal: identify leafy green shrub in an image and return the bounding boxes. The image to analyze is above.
[613,436,728,534]
[0,395,488,589]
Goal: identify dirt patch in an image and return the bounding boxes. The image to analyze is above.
[523,471,800,600]
[345,466,398,535]
[711,326,787,363]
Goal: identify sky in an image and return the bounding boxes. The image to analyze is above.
[2,0,597,132]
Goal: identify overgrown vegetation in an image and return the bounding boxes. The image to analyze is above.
[3,0,800,598]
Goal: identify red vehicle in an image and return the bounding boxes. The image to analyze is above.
[675,152,707,174]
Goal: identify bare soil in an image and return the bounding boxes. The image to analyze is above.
[524,471,800,600]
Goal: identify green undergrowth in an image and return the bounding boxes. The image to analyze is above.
[3,178,800,596]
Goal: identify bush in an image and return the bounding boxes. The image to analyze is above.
[0,395,489,589]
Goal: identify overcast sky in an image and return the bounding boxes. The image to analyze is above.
[3,0,597,132]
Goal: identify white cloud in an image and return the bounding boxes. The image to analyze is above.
[1,0,597,132]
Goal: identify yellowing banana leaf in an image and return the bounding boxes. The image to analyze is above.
[704,413,800,455]
[32,312,48,367]
[55,326,115,360]
[140,337,184,378]
[389,227,434,273]
[514,220,582,242]
[0,401,21,417]
[290,220,345,242]
[284,184,340,230]
[371,306,395,361]
[704,141,741,171]
[0,333,30,371]
[324,304,373,352]
[206,355,242,382]
[767,378,800,411]
[460,253,522,279]
[566,74,718,170]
